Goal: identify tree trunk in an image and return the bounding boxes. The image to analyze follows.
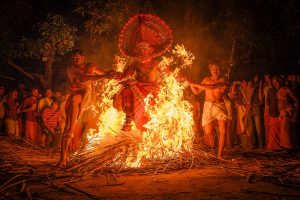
[44,57,53,88]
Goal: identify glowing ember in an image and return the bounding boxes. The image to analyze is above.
[83,44,195,168]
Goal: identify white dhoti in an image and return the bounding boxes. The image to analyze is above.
[202,101,228,127]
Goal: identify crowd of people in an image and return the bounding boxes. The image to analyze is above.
[0,69,299,156]
[188,69,300,154]
[0,85,67,149]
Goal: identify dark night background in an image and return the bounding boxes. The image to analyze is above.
[0,0,299,91]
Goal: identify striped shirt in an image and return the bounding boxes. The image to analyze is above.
[38,97,53,116]
[42,108,61,129]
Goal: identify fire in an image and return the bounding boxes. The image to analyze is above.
[82,44,195,168]
[126,44,195,167]
[86,78,125,148]
[113,55,128,73]
[126,72,194,168]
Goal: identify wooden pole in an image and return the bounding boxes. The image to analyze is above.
[0,74,15,80]
[1,57,34,80]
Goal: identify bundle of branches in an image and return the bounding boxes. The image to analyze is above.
[66,135,240,179]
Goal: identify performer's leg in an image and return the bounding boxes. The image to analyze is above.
[58,135,72,167]
[58,95,82,167]
[217,120,227,159]
[121,88,133,131]
[204,122,214,149]
[67,95,82,135]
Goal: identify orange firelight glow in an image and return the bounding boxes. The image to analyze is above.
[83,44,195,168]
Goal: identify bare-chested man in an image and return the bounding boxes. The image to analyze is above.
[189,64,228,159]
[58,49,114,167]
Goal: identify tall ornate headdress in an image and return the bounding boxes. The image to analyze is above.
[118,13,173,58]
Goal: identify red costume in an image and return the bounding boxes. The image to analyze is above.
[114,14,173,131]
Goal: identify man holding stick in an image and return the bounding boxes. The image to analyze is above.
[189,64,228,159]
[58,49,115,168]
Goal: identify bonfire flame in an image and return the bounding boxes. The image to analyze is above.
[83,44,195,168]
[172,44,195,69]
[113,55,128,73]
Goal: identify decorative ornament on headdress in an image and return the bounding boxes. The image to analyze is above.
[118,13,173,58]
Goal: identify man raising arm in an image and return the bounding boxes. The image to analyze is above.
[188,64,228,159]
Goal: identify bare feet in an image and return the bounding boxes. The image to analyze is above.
[121,123,132,131]
[121,118,132,131]
[57,159,67,168]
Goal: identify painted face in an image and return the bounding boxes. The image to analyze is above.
[210,65,220,77]
[72,53,85,66]
[135,42,153,63]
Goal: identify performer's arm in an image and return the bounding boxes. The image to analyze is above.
[213,77,228,89]
[189,85,201,95]
[93,66,105,75]
[189,83,214,90]
[82,68,118,81]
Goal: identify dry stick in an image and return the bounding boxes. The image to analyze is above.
[0,191,11,200]
[28,177,85,191]
[0,174,22,190]
[68,144,124,171]
[19,181,26,192]
[65,184,102,199]
[32,191,56,200]
[33,180,85,197]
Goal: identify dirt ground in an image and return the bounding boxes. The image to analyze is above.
[1,136,300,200]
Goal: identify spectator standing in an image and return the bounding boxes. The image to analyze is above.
[267,77,282,150]
[4,90,20,137]
[21,87,39,143]
[275,78,299,150]
[42,101,62,148]
[0,85,6,132]
[38,88,53,146]
[262,74,273,149]
[17,83,28,137]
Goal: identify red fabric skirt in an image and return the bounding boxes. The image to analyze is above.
[25,121,38,144]
[132,82,160,130]
[264,110,270,145]
[280,116,298,149]
[267,117,281,150]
